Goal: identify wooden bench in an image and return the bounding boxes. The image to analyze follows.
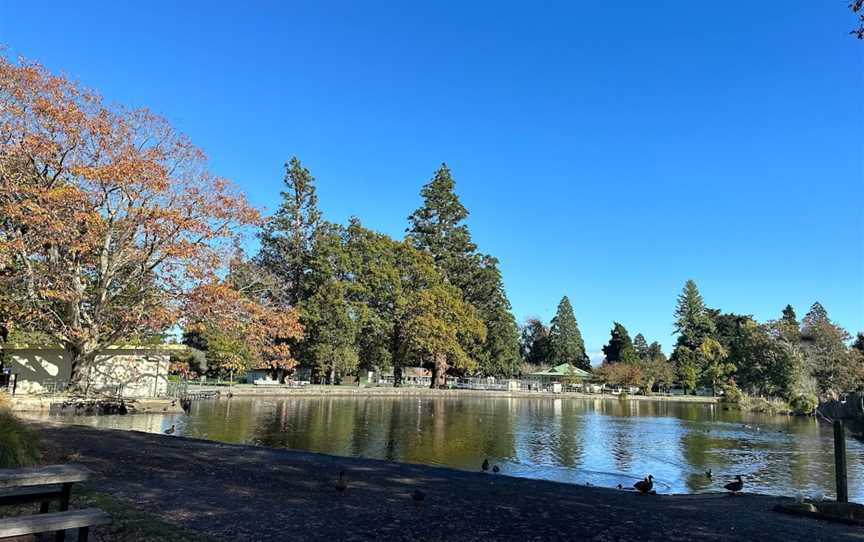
[0,464,109,541]
[0,508,110,541]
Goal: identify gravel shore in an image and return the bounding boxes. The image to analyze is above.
[33,421,861,541]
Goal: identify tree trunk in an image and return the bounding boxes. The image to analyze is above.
[329,365,336,385]
[67,342,98,394]
[391,326,403,387]
[431,353,448,389]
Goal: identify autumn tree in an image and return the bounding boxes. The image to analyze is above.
[184,250,304,380]
[0,56,268,389]
[547,296,590,370]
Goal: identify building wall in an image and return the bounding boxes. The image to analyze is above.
[2,347,170,398]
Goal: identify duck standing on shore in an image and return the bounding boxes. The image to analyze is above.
[634,475,654,494]
[411,489,426,511]
[724,475,744,495]
[481,459,489,472]
[335,470,348,494]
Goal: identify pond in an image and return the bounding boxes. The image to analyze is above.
[37,395,864,501]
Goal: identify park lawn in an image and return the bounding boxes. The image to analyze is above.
[0,484,215,542]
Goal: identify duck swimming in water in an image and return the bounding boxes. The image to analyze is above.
[164,424,175,435]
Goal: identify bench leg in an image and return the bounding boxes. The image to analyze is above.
[54,483,73,542]
[77,526,89,542]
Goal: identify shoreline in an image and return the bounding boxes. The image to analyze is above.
[182,384,722,402]
[29,421,860,541]
[8,387,720,412]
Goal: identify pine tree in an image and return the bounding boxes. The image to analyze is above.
[777,304,801,343]
[258,157,321,306]
[521,318,552,366]
[633,333,650,361]
[548,296,590,370]
[407,164,520,376]
[673,280,715,349]
[603,322,637,364]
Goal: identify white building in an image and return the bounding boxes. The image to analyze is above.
[1,344,174,398]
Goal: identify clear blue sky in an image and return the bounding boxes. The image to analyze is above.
[2,2,862,359]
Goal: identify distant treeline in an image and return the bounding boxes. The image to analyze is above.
[523,281,864,401]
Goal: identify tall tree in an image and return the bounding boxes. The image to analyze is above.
[258,157,321,306]
[800,302,857,398]
[521,318,552,367]
[671,280,716,391]
[548,296,590,370]
[407,164,520,376]
[633,333,650,361]
[602,322,637,364]
[0,56,264,389]
[299,223,358,383]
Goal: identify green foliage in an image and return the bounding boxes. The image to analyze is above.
[789,393,818,415]
[0,404,40,468]
[719,381,743,404]
[800,302,858,397]
[548,296,589,370]
[407,164,520,377]
[673,280,716,350]
[521,318,552,366]
[602,322,635,364]
[258,157,322,306]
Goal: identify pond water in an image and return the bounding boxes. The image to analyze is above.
[36,396,864,501]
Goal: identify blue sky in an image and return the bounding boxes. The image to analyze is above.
[2,2,862,359]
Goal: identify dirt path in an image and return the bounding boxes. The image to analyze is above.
[33,422,860,541]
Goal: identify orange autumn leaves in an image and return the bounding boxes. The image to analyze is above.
[0,55,300,374]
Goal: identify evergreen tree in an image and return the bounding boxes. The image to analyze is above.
[521,318,552,367]
[779,305,800,342]
[258,157,321,306]
[603,322,638,364]
[548,296,590,370]
[673,280,716,349]
[800,302,857,397]
[407,164,520,376]
[633,333,650,361]
[671,280,716,390]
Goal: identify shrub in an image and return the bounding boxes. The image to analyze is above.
[0,409,41,468]
[790,393,818,416]
[720,382,743,404]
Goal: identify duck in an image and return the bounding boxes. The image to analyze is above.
[617,484,623,489]
[164,424,176,435]
[492,465,500,474]
[481,459,490,472]
[411,489,426,510]
[633,475,654,494]
[335,470,348,494]
[705,469,712,480]
[724,475,744,494]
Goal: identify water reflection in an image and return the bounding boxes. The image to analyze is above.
[36,396,864,501]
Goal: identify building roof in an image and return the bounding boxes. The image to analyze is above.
[529,363,593,378]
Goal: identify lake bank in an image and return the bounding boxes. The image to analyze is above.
[178,383,723,402]
[28,421,861,541]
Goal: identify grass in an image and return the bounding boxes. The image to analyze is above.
[0,393,41,468]
[0,485,216,542]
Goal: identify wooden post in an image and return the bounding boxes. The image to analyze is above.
[834,419,848,503]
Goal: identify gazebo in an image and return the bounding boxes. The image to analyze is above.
[528,363,593,388]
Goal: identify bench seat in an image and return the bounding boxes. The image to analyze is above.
[0,508,109,540]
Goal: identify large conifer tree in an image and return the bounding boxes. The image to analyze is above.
[258,157,321,306]
[548,296,590,370]
[407,164,521,376]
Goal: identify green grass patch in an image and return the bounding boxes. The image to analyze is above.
[0,405,41,468]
